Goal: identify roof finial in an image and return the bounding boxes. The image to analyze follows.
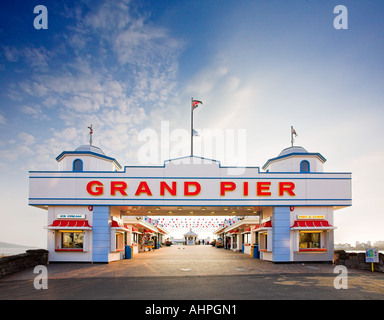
[88,125,93,146]
[291,126,297,147]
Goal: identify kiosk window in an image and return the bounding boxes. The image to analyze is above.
[116,232,124,251]
[242,233,250,244]
[260,233,268,251]
[299,232,320,249]
[61,231,83,249]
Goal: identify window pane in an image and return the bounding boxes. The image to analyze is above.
[62,232,83,249]
[299,232,320,249]
[300,161,309,172]
[73,159,83,171]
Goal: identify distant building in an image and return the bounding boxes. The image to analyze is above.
[184,230,198,245]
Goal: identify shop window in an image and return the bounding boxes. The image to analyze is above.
[299,231,320,249]
[73,159,83,172]
[61,231,83,249]
[253,233,259,245]
[232,235,237,249]
[116,232,124,251]
[300,160,310,173]
[242,233,250,244]
[133,233,138,244]
[259,232,268,251]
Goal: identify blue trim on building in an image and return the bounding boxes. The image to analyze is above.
[92,206,110,263]
[262,152,327,170]
[272,206,291,262]
[29,174,351,180]
[29,197,352,202]
[56,151,122,169]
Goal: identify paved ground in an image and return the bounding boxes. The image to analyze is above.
[0,245,383,301]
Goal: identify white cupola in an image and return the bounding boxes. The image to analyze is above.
[262,146,326,173]
[56,144,121,172]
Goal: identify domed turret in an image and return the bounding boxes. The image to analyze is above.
[55,126,121,171]
[56,144,121,172]
[278,146,308,157]
[262,146,326,173]
[75,145,105,156]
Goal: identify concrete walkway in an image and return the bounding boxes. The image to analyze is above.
[2,245,341,280]
[1,245,383,300]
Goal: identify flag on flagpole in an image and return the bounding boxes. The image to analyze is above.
[193,129,199,136]
[291,127,297,136]
[192,99,203,109]
[191,98,203,156]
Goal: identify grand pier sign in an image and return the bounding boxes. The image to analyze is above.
[29,156,351,208]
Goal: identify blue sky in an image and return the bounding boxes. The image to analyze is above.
[1,0,384,247]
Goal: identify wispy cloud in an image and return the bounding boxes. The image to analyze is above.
[1,0,183,170]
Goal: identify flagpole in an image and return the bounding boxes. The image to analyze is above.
[291,126,293,147]
[191,97,194,156]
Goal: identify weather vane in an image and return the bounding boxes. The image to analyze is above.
[291,126,297,147]
[88,125,93,145]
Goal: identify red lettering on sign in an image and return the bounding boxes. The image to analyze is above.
[257,182,271,196]
[243,182,248,196]
[111,181,128,196]
[279,182,296,196]
[160,181,177,196]
[184,181,201,196]
[220,182,236,196]
[135,181,153,196]
[86,180,104,196]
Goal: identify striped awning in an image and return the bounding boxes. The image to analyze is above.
[291,220,335,230]
[253,220,272,232]
[46,220,92,230]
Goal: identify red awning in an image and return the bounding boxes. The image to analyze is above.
[111,220,130,231]
[47,220,92,229]
[243,227,251,233]
[253,220,272,231]
[260,220,272,228]
[291,220,335,229]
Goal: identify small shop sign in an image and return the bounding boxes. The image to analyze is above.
[57,214,85,219]
[297,215,325,219]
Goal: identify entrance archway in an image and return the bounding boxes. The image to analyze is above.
[121,204,261,257]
